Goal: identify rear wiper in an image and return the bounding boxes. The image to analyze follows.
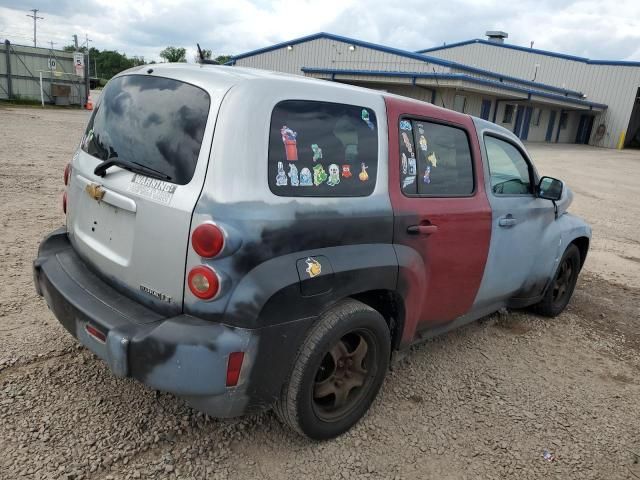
[94,155,172,181]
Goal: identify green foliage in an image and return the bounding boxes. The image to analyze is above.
[215,55,232,64]
[200,49,212,59]
[159,46,187,63]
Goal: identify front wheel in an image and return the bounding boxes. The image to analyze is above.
[274,299,390,440]
[531,244,581,317]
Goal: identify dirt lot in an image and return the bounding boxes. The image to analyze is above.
[1,105,639,480]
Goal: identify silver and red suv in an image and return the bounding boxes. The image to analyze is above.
[34,64,590,439]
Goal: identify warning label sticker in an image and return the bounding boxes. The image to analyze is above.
[127,174,177,205]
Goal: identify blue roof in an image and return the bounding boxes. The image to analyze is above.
[301,67,608,110]
[416,39,640,67]
[230,32,585,98]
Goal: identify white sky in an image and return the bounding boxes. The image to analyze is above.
[1,0,639,63]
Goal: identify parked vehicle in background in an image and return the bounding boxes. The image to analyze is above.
[33,64,590,439]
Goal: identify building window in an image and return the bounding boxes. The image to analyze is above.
[531,107,542,126]
[502,104,515,124]
[453,95,466,113]
[399,119,474,197]
[559,112,568,130]
[268,100,378,197]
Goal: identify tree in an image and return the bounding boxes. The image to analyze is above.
[159,46,187,63]
[215,55,232,65]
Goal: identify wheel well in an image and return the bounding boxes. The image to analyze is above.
[351,290,405,351]
[570,236,589,269]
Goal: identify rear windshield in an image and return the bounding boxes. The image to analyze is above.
[81,75,210,185]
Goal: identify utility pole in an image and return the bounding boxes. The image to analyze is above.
[26,9,43,47]
[73,34,78,50]
[85,34,92,77]
[48,40,56,50]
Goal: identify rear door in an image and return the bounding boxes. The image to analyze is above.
[66,73,223,315]
[386,97,492,339]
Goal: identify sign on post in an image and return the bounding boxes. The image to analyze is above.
[47,57,57,70]
[73,52,84,77]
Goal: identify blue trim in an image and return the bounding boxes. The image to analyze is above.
[231,32,584,97]
[301,68,608,110]
[417,38,640,67]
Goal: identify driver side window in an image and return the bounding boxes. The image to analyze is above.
[485,136,532,195]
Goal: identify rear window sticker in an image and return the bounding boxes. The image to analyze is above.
[127,174,177,205]
[288,163,299,186]
[400,120,412,131]
[408,157,417,175]
[313,164,328,186]
[327,164,340,186]
[402,175,416,189]
[275,161,288,186]
[281,126,298,161]
[362,109,375,130]
[311,143,323,162]
[423,165,432,184]
[300,167,313,186]
[342,164,352,178]
[428,152,438,167]
[401,153,408,174]
[417,123,425,135]
[359,163,369,182]
[305,257,322,278]
[419,135,428,151]
[401,132,414,155]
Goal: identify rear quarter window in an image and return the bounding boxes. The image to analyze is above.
[268,100,378,197]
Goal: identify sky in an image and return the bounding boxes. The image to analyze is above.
[1,0,639,63]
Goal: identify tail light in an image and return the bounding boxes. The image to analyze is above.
[62,191,67,214]
[85,324,106,343]
[64,163,71,186]
[188,265,220,300]
[192,224,225,258]
[226,352,245,387]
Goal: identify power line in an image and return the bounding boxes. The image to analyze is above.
[26,9,43,47]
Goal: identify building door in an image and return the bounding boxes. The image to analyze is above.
[520,106,533,140]
[545,111,557,142]
[480,99,492,120]
[513,106,524,137]
[575,114,595,144]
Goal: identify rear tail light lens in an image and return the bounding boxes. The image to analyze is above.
[62,191,68,214]
[64,163,71,186]
[192,224,225,258]
[226,351,245,387]
[188,265,220,299]
[85,324,106,343]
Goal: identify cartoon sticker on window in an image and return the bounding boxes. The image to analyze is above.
[342,165,352,178]
[402,176,416,189]
[401,132,414,155]
[361,109,375,130]
[275,162,288,186]
[359,163,369,182]
[401,153,408,175]
[313,164,328,186]
[300,167,312,186]
[327,164,340,186]
[417,123,424,135]
[408,157,417,176]
[419,135,428,152]
[423,165,431,184]
[400,120,412,131]
[427,152,438,167]
[281,126,298,161]
[288,163,299,186]
[311,144,323,162]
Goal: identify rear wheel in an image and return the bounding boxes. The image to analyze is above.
[531,244,581,317]
[274,299,390,440]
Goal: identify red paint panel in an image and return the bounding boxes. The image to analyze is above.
[384,96,492,345]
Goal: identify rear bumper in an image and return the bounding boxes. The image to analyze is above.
[33,228,258,417]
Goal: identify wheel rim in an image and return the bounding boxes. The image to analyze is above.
[312,330,375,422]
[552,257,574,304]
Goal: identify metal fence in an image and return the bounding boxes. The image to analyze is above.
[0,40,88,106]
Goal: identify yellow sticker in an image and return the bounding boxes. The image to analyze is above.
[305,257,322,278]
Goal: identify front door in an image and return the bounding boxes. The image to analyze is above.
[575,114,595,144]
[385,97,492,342]
[480,99,492,120]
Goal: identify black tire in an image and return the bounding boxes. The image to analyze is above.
[531,244,581,317]
[274,299,390,440]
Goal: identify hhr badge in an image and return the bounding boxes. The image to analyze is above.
[86,183,105,201]
[305,257,322,278]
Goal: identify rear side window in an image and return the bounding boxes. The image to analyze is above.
[399,120,474,196]
[82,75,210,185]
[268,100,378,196]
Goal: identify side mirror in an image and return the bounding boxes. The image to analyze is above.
[538,176,563,201]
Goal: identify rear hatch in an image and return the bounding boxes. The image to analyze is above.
[66,71,226,316]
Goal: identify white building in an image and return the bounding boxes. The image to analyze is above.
[230,31,640,149]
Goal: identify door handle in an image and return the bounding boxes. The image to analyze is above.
[407,224,439,235]
[498,215,517,227]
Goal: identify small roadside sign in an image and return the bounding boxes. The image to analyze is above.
[48,57,57,70]
[73,52,84,76]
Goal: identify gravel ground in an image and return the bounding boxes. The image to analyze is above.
[1,105,639,480]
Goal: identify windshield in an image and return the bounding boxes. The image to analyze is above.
[82,75,210,185]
